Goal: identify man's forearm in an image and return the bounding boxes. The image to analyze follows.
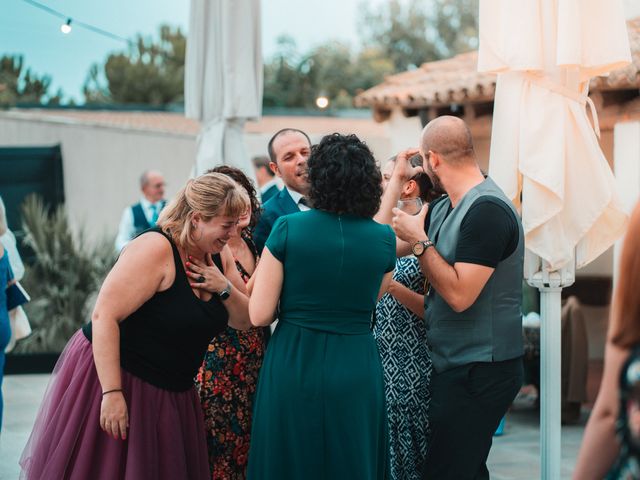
[417,247,458,298]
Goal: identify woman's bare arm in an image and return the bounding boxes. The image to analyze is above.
[219,246,251,330]
[573,340,629,479]
[91,233,171,439]
[387,280,425,318]
[249,247,283,326]
[377,271,393,302]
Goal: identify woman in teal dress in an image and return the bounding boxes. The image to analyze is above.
[247,133,396,480]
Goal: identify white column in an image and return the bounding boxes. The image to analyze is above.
[613,121,640,285]
[386,109,423,158]
[624,0,640,19]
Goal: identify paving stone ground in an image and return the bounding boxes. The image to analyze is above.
[0,374,586,479]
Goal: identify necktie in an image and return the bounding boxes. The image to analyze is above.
[150,204,159,225]
[298,197,308,208]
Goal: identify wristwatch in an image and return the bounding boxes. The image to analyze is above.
[218,281,232,300]
[412,239,434,257]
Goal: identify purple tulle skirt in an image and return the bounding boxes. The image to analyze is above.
[19,331,209,480]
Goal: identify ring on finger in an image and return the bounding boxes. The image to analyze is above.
[196,275,205,283]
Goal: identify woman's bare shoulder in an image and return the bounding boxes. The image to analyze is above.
[119,231,174,268]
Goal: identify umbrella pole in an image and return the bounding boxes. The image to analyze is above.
[529,261,574,480]
[539,285,563,480]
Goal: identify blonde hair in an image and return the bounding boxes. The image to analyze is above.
[156,173,249,250]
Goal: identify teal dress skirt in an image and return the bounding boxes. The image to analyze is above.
[247,210,396,480]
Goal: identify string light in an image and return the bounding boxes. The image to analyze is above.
[315,95,329,109]
[21,0,133,45]
[60,18,72,35]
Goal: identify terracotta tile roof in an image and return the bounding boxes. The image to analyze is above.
[354,51,495,109]
[3,109,201,136]
[2,109,387,137]
[355,17,640,110]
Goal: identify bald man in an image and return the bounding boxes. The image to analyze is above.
[380,116,524,479]
[115,170,166,252]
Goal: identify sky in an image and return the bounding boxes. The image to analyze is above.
[3,0,638,104]
[0,0,371,103]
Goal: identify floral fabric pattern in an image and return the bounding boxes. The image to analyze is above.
[196,232,266,479]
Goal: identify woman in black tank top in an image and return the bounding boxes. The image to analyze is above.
[20,173,252,480]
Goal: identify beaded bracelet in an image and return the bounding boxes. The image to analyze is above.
[102,388,123,396]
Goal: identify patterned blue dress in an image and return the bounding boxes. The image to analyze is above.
[374,256,431,480]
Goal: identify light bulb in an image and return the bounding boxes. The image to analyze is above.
[315,96,329,109]
[61,19,72,34]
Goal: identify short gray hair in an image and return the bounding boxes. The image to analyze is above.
[139,170,151,189]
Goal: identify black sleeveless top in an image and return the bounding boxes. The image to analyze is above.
[83,229,229,391]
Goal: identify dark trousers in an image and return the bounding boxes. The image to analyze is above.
[422,356,523,480]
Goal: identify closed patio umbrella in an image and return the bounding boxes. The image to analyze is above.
[478,0,632,477]
[185,0,262,180]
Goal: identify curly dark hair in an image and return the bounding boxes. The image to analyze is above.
[308,133,382,218]
[205,166,261,229]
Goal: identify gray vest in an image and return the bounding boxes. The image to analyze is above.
[425,177,524,373]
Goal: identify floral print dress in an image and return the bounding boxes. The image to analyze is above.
[196,233,267,479]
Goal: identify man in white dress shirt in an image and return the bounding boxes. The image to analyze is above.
[115,170,166,252]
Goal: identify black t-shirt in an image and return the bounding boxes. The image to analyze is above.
[425,196,519,268]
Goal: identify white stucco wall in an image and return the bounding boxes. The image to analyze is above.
[384,110,423,159]
[613,120,640,284]
[625,0,640,19]
[0,113,393,245]
[614,121,640,213]
[0,115,197,243]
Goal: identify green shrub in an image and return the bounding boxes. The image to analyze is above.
[14,195,116,353]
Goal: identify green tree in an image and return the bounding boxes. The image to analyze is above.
[433,0,480,57]
[263,1,477,108]
[262,35,306,108]
[359,0,478,71]
[302,41,355,107]
[0,55,62,106]
[350,47,396,94]
[262,38,394,109]
[84,25,185,105]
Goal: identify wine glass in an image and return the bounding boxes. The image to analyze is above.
[397,197,423,215]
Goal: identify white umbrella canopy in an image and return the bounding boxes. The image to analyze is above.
[478,1,632,478]
[479,0,631,271]
[185,0,263,179]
